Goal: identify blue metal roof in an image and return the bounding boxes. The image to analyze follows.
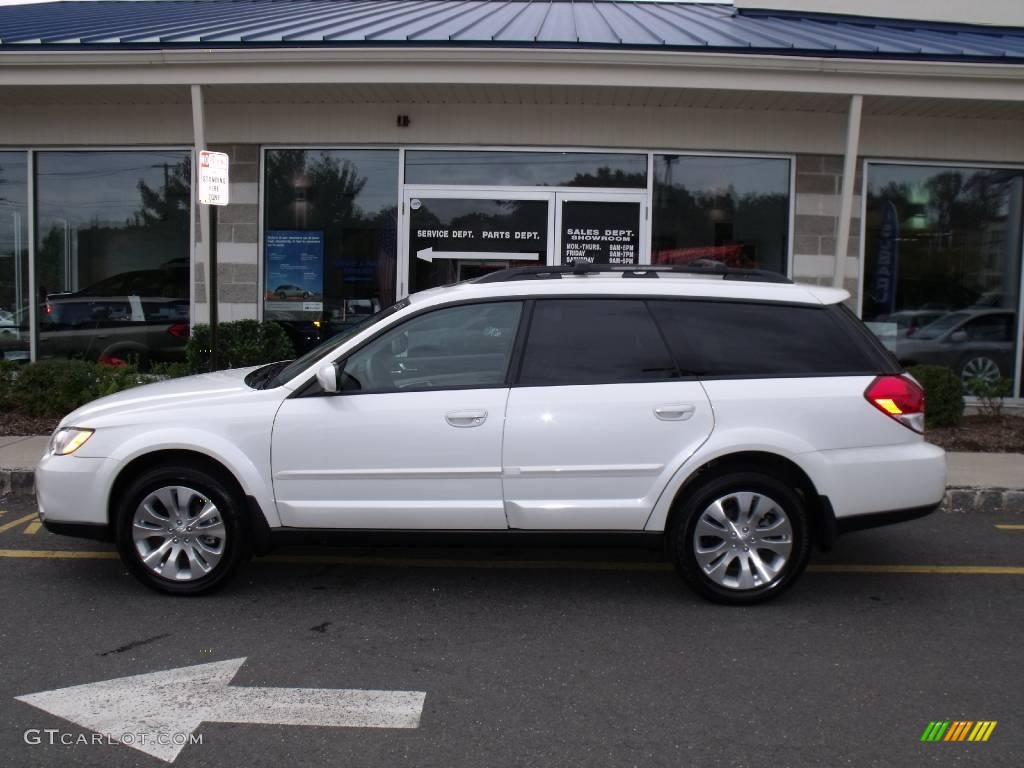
[1,0,1023,62]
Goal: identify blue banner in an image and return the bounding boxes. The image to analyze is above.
[872,200,899,313]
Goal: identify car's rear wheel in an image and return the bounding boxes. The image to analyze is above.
[115,465,249,595]
[670,472,810,605]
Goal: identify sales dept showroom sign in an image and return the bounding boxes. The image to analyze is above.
[561,200,640,265]
[198,150,229,206]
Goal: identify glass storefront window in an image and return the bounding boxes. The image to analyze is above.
[264,149,399,353]
[863,163,1024,396]
[405,151,647,188]
[652,155,791,273]
[34,150,192,366]
[0,152,29,361]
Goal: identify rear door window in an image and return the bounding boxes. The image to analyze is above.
[517,299,678,386]
[648,299,883,377]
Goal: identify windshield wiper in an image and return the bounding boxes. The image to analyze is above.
[246,360,292,390]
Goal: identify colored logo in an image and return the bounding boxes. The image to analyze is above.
[921,721,997,742]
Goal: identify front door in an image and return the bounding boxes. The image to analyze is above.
[271,300,525,529]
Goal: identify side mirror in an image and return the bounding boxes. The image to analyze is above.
[950,329,968,343]
[316,363,339,394]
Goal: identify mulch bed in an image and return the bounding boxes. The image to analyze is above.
[0,413,60,437]
[926,415,1024,453]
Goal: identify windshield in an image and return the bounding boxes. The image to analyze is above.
[912,311,969,340]
[265,299,410,388]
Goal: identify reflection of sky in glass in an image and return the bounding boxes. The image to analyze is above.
[406,151,647,187]
[655,155,789,197]
[0,152,28,256]
[36,150,189,231]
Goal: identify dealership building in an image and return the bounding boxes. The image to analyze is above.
[1,0,1024,395]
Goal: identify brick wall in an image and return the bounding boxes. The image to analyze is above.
[791,154,863,306]
[193,143,260,324]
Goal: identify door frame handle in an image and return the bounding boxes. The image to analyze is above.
[445,410,488,428]
[654,404,696,421]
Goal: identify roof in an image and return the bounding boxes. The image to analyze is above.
[1,0,1023,62]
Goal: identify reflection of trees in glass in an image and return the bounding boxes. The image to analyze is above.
[265,150,398,318]
[36,155,192,298]
[266,149,368,230]
[865,168,1019,318]
[568,166,647,189]
[653,181,788,269]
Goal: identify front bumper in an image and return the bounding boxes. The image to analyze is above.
[35,451,114,527]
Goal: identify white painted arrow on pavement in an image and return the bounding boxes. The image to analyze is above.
[15,657,425,763]
[416,247,539,262]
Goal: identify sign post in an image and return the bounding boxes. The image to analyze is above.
[198,150,229,370]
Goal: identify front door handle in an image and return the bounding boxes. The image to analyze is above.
[654,403,696,421]
[445,409,488,428]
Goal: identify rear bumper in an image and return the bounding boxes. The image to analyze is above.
[42,519,113,542]
[816,496,941,550]
[807,441,946,520]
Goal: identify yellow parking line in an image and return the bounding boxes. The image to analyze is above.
[994,524,1024,531]
[0,513,38,534]
[23,520,42,535]
[0,549,118,560]
[0,548,1022,575]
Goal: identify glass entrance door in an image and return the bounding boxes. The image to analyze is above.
[402,190,555,295]
[554,193,647,266]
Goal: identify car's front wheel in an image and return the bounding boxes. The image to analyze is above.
[115,465,249,595]
[670,472,810,604]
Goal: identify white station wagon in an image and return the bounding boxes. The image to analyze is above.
[37,264,946,604]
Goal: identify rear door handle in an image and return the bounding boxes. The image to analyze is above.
[654,404,696,421]
[445,409,488,428]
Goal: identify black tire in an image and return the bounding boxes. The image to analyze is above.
[669,471,810,605]
[115,464,250,595]
[276,291,287,300]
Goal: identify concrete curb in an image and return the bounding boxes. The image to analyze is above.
[2,469,1023,514]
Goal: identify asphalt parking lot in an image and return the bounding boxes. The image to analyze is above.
[0,497,1021,767]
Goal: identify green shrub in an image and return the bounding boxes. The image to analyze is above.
[5,359,148,418]
[186,320,294,373]
[908,364,964,428]
[148,361,192,379]
[0,359,20,412]
[967,375,1012,418]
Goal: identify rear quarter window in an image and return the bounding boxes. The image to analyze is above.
[648,299,889,378]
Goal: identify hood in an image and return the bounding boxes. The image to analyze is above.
[60,366,263,428]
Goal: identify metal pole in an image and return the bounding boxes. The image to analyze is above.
[190,84,215,368]
[833,94,863,289]
[209,204,218,370]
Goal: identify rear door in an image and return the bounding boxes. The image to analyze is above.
[501,298,714,530]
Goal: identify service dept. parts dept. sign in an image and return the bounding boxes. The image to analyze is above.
[198,150,230,206]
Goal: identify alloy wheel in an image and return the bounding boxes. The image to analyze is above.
[131,485,227,581]
[692,491,793,591]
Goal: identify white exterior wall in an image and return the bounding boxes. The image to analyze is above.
[5,100,1024,165]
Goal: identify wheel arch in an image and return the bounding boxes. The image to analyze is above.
[107,449,266,536]
[658,451,833,551]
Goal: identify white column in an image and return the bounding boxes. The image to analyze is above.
[833,94,863,289]
[190,85,211,322]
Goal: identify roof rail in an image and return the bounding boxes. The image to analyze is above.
[472,262,793,285]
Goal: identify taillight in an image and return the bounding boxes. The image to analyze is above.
[167,322,189,338]
[864,375,925,433]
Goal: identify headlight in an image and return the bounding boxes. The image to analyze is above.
[49,428,94,456]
